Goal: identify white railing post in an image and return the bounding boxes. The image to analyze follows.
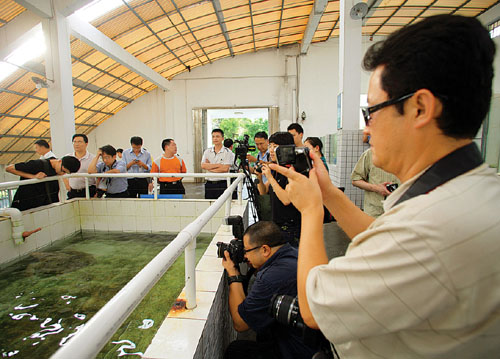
[238,179,243,205]
[58,178,66,203]
[153,177,158,200]
[84,177,90,199]
[225,177,232,217]
[185,237,197,309]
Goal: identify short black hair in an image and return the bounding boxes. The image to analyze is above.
[34,139,50,148]
[61,156,81,173]
[269,131,294,146]
[100,145,116,157]
[72,134,88,143]
[362,14,495,139]
[305,137,324,156]
[212,129,224,137]
[244,221,284,247]
[254,131,268,140]
[116,148,123,154]
[287,123,303,134]
[161,138,174,151]
[130,136,143,146]
[224,139,233,148]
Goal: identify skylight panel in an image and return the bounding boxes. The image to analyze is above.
[74,0,128,22]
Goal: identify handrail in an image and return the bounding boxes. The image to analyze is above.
[50,173,245,359]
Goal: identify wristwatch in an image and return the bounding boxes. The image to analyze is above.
[227,275,244,285]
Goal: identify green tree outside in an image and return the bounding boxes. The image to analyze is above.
[212,117,268,156]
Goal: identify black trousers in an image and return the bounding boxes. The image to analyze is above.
[127,178,148,198]
[67,185,97,199]
[224,340,279,359]
[204,180,227,199]
[159,181,185,195]
[105,190,129,198]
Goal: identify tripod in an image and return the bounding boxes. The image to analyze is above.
[234,154,261,223]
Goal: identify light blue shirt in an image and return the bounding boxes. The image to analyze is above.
[122,148,152,174]
[96,160,128,194]
[257,150,270,184]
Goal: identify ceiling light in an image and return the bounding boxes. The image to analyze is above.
[75,0,128,22]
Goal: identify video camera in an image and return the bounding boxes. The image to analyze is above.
[276,145,312,175]
[234,134,256,160]
[216,215,246,265]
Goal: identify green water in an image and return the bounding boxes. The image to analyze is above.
[0,231,213,359]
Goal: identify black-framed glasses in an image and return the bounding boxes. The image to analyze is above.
[244,245,262,254]
[361,92,415,126]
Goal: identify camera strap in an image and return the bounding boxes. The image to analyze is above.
[393,142,483,207]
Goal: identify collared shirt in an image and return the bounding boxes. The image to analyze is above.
[122,148,152,175]
[307,163,500,358]
[41,151,56,159]
[201,146,233,181]
[95,160,128,194]
[151,155,187,182]
[238,244,316,359]
[351,148,400,217]
[257,150,270,184]
[65,151,96,189]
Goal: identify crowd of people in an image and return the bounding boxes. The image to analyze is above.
[4,14,500,359]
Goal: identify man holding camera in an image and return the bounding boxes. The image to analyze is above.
[271,15,500,358]
[221,221,315,359]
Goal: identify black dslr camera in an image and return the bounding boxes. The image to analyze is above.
[275,145,312,175]
[269,294,334,358]
[216,215,246,265]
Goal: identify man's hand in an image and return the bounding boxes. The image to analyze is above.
[247,154,257,162]
[96,149,102,157]
[268,164,323,214]
[35,172,47,179]
[375,182,392,197]
[148,182,154,193]
[222,251,240,276]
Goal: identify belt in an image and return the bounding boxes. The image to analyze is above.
[163,181,181,185]
[206,180,226,184]
[71,186,95,192]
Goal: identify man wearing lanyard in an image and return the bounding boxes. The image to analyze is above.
[201,129,233,199]
[88,145,128,198]
[122,136,152,198]
[271,15,500,358]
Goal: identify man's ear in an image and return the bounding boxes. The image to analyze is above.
[412,89,443,129]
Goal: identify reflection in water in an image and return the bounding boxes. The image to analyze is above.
[59,324,85,346]
[74,313,86,320]
[9,313,39,321]
[30,318,64,340]
[13,303,39,310]
[112,340,144,357]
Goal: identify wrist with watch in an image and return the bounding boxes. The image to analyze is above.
[227,274,244,285]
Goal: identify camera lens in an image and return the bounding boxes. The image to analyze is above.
[270,294,305,330]
[216,242,228,258]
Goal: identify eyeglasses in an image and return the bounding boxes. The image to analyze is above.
[243,245,262,254]
[361,92,415,126]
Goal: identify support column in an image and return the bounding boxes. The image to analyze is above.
[42,10,75,157]
[333,0,367,208]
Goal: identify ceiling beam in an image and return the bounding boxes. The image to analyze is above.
[248,0,256,52]
[0,134,50,139]
[212,0,234,57]
[67,14,171,91]
[300,0,328,54]
[0,12,41,60]
[277,0,285,47]
[14,0,53,18]
[72,78,134,103]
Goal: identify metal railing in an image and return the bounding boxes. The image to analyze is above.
[0,172,245,359]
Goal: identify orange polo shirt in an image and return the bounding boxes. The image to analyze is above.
[151,156,186,182]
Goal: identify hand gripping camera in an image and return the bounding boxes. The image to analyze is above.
[216,215,246,265]
[275,145,313,175]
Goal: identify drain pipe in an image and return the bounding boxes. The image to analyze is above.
[0,208,24,245]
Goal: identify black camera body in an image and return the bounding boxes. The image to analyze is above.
[386,183,399,193]
[275,145,312,175]
[216,215,246,265]
[254,162,263,173]
[235,134,256,159]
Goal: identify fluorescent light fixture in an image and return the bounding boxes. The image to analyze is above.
[75,0,127,22]
[0,24,45,83]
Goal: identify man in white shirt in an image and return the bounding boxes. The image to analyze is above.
[64,134,96,199]
[201,129,234,199]
[271,15,500,358]
[34,139,56,159]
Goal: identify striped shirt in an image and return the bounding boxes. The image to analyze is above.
[307,163,500,358]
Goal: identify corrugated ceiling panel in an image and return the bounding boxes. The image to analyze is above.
[253,0,284,13]
[434,0,465,6]
[253,11,281,26]
[370,8,398,18]
[26,102,48,118]
[181,1,215,22]
[8,72,38,95]
[278,33,303,43]
[222,4,248,20]
[421,8,455,17]
[225,16,252,31]
[254,38,280,49]
[386,16,416,26]
[187,13,219,30]
[0,117,20,134]
[149,16,175,34]
[71,38,94,59]
[454,8,483,16]
[220,0,247,10]
[255,30,279,41]
[405,0,433,5]
[97,10,143,40]
[0,0,25,27]
[134,1,163,23]
[155,0,176,14]
[72,62,91,78]
[233,43,255,54]
[0,93,23,113]
[466,0,497,7]
[395,8,425,17]
[379,0,405,6]
[203,48,230,61]
[282,4,312,19]
[8,98,43,117]
[127,36,162,55]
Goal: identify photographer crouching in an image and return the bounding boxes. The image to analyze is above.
[221,221,317,359]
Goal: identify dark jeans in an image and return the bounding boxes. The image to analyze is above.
[67,185,97,199]
[204,180,227,199]
[159,181,185,195]
[105,190,129,198]
[127,178,148,198]
[224,340,280,359]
